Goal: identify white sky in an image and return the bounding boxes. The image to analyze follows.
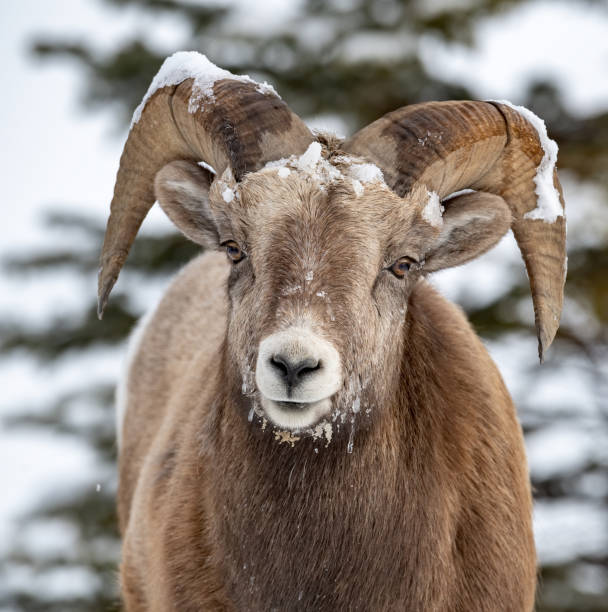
[0,0,607,575]
[420,0,608,117]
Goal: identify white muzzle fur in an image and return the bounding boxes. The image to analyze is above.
[255,327,342,429]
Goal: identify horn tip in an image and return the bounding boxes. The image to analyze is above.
[97,299,105,321]
[536,321,558,364]
[537,338,545,364]
[97,266,117,321]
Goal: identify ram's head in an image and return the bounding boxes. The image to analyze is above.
[99,52,566,432]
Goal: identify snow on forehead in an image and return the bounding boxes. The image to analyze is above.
[348,162,384,184]
[131,51,278,128]
[263,144,386,191]
[489,99,564,224]
[297,141,323,171]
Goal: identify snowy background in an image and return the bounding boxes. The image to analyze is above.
[0,0,606,610]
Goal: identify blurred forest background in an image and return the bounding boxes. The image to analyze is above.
[0,0,606,610]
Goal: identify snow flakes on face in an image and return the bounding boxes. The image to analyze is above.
[347,162,384,185]
[347,418,356,454]
[216,167,238,205]
[241,360,255,396]
[297,141,323,171]
[274,430,301,447]
[421,190,445,228]
[263,146,387,194]
[339,157,386,196]
[222,187,235,203]
[311,421,333,447]
[351,179,364,197]
[280,285,302,297]
[294,142,344,184]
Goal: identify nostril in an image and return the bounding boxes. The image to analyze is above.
[270,355,290,378]
[295,358,321,378]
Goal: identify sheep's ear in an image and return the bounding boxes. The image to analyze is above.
[422,192,511,273]
[154,161,220,248]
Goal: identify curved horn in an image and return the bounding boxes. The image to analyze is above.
[344,100,566,362]
[98,52,313,318]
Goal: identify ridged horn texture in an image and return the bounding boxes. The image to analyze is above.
[98,62,314,319]
[344,100,566,361]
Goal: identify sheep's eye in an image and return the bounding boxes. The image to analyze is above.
[224,241,245,263]
[389,256,416,278]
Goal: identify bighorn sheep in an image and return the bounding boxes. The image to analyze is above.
[100,52,566,610]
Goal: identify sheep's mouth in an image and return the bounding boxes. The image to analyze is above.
[259,395,333,430]
[274,400,311,411]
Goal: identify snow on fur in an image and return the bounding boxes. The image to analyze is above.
[263,148,385,193]
[422,191,444,227]
[222,187,235,203]
[297,141,323,172]
[351,179,364,197]
[264,142,342,186]
[490,100,563,223]
[348,162,384,184]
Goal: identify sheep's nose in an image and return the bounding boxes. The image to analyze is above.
[255,327,342,407]
[270,354,321,390]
